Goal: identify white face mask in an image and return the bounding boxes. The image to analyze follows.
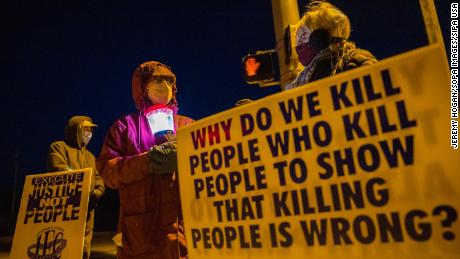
[145,80,173,105]
[82,129,92,145]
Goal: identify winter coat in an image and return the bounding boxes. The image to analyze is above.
[48,115,105,199]
[286,43,377,89]
[48,115,105,258]
[96,62,193,259]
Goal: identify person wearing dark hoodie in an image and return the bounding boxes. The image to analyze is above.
[48,115,105,259]
[285,0,377,89]
[97,61,193,259]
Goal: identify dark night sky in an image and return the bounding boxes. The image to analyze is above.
[0,0,451,222]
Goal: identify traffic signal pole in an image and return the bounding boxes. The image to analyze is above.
[271,0,300,91]
[419,0,448,65]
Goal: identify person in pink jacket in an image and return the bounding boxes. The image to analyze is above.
[97,61,193,258]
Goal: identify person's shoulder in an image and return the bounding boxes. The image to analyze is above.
[176,114,195,126]
[84,149,96,159]
[113,114,134,124]
[49,140,67,149]
[177,114,193,120]
[48,141,70,154]
[110,114,138,131]
[345,47,377,65]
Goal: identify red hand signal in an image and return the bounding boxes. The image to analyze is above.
[245,58,260,76]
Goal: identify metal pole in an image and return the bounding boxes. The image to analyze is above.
[271,0,300,90]
[419,0,448,63]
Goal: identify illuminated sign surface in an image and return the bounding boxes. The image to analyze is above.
[243,52,276,84]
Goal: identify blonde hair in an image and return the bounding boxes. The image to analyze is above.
[298,1,351,40]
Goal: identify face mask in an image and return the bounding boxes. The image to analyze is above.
[295,42,320,66]
[295,27,332,67]
[145,80,173,105]
[82,131,92,145]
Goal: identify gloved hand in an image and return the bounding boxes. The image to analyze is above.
[88,193,99,211]
[87,193,98,221]
[155,130,176,145]
[165,222,187,257]
[149,141,178,175]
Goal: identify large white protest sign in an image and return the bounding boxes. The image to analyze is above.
[177,44,459,259]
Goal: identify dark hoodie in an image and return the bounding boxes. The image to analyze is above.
[48,116,105,198]
[97,61,193,259]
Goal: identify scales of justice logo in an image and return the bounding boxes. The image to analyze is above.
[27,227,68,259]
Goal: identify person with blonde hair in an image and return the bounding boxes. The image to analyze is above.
[286,0,377,89]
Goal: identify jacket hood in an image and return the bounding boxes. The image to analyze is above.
[64,116,95,149]
[131,61,178,111]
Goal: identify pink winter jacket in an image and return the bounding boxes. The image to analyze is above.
[96,61,193,259]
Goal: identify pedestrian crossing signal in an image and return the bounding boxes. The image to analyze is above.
[242,51,277,85]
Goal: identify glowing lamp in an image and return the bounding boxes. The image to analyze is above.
[145,104,175,144]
